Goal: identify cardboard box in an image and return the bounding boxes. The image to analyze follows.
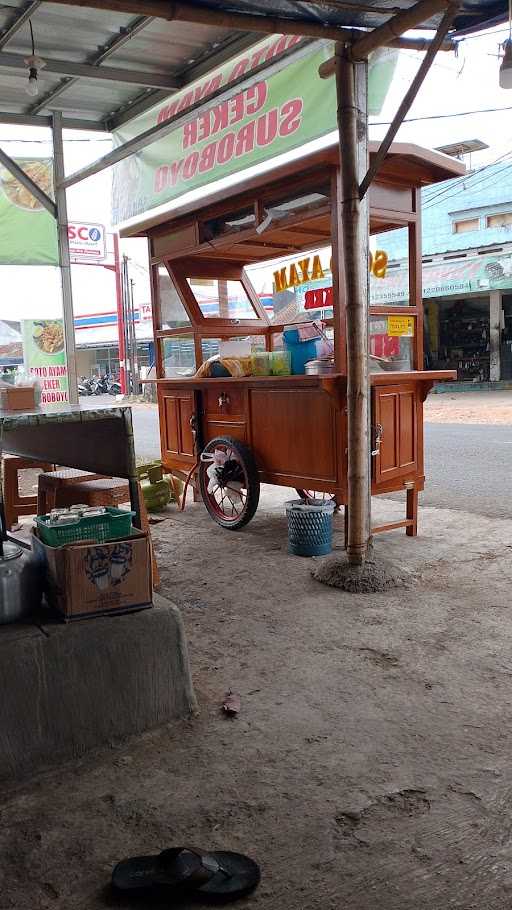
[32,530,152,621]
[0,384,36,411]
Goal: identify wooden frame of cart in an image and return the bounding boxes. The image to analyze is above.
[127,138,463,534]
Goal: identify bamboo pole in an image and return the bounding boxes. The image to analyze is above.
[349,0,456,59]
[358,3,459,199]
[319,33,455,78]
[336,44,370,566]
[48,0,356,41]
[47,0,461,48]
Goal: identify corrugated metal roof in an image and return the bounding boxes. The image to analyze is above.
[0,0,506,134]
[195,0,508,35]
[0,1,260,131]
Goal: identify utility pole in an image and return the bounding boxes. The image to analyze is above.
[113,234,126,394]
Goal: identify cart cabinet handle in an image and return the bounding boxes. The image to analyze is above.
[218,392,230,409]
[371,424,383,457]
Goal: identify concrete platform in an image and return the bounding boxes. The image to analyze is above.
[0,594,196,780]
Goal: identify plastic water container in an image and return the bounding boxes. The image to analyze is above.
[283,328,319,375]
[285,499,335,557]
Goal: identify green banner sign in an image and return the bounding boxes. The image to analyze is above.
[112,37,398,225]
[0,158,58,265]
[22,319,69,405]
[370,252,512,303]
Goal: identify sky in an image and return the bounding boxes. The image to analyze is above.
[370,24,512,166]
[1,24,511,322]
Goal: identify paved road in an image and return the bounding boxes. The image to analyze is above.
[421,422,512,519]
[129,404,511,520]
[130,404,160,461]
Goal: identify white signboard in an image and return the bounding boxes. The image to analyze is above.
[68,222,106,262]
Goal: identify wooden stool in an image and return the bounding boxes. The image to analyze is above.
[2,454,54,530]
[37,469,160,589]
[37,468,108,516]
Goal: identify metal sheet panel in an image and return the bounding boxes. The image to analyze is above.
[188,0,508,34]
[0,0,507,130]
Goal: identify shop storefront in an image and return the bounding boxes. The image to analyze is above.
[371,244,512,384]
[425,297,490,381]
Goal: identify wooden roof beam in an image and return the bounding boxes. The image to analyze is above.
[349,0,458,59]
[319,33,455,76]
[45,0,363,41]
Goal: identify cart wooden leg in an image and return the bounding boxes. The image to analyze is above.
[128,477,142,531]
[406,487,418,537]
[192,474,201,502]
[37,486,57,516]
[137,484,160,590]
[343,505,349,550]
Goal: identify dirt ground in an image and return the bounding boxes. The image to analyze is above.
[425,389,512,424]
[3,489,512,909]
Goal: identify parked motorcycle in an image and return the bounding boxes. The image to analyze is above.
[79,373,123,397]
[78,376,94,396]
[93,375,108,395]
[106,375,122,395]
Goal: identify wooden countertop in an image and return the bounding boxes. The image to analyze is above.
[369,370,457,385]
[151,369,456,388]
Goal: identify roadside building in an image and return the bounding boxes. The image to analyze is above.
[74,305,154,380]
[376,159,512,384]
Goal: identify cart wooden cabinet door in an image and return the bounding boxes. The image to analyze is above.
[373,383,418,485]
[159,388,197,469]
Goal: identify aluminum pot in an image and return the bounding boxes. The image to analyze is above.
[0,539,43,624]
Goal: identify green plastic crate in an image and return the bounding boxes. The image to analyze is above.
[35,507,135,547]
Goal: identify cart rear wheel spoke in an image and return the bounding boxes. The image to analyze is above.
[199,437,260,530]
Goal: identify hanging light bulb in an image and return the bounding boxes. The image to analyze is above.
[25,63,39,96]
[500,41,512,88]
[500,0,512,87]
[23,20,45,98]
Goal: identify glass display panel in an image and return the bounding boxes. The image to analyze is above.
[200,205,256,242]
[187,278,259,320]
[260,182,330,229]
[157,266,192,329]
[369,314,413,372]
[271,331,285,351]
[201,336,266,362]
[161,335,196,378]
[370,227,410,306]
[248,247,333,326]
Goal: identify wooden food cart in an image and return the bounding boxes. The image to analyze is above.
[125,139,463,535]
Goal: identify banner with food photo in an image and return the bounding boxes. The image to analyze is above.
[22,319,68,404]
[0,157,58,265]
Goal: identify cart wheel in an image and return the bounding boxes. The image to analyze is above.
[295,490,339,507]
[200,437,260,529]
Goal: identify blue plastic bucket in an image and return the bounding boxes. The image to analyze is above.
[285,499,335,557]
[283,330,319,374]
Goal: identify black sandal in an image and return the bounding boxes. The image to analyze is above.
[112,845,260,903]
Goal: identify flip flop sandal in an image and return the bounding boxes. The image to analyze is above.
[192,850,261,903]
[112,846,260,903]
[112,846,215,897]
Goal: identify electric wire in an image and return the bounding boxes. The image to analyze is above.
[371,104,512,126]
[424,161,512,211]
[423,154,512,209]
